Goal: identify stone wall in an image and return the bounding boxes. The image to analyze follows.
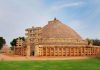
[36,46,100,56]
[14,46,100,57]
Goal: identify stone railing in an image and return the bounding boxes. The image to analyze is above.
[15,47,27,56]
[37,46,100,56]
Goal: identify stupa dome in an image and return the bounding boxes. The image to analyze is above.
[41,18,82,40]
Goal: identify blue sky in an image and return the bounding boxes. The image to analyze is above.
[0,0,100,45]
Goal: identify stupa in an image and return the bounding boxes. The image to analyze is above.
[15,18,100,57]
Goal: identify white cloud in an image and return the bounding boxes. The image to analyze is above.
[50,1,85,12]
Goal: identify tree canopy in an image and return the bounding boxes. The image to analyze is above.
[86,38,100,46]
[92,39,100,46]
[0,37,6,49]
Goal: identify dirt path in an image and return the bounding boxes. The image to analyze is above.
[0,54,28,61]
[0,54,89,61]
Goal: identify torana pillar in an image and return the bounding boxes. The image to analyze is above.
[26,38,31,57]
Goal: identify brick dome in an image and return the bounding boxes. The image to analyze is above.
[42,18,82,40]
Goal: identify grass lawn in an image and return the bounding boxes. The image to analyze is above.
[0,58,100,70]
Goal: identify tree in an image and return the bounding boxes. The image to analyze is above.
[10,37,25,50]
[86,38,100,46]
[10,39,17,47]
[86,38,92,45]
[0,37,6,50]
[92,39,100,46]
[19,37,25,41]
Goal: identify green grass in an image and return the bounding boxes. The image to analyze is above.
[0,58,100,70]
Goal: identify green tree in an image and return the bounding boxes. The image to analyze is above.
[86,38,100,46]
[92,39,100,46]
[19,37,25,41]
[0,37,6,49]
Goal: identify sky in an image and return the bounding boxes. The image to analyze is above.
[0,0,100,46]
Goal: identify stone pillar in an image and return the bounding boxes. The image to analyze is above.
[41,47,43,56]
[57,47,60,56]
[27,45,30,56]
[69,48,71,56]
[34,45,38,56]
[26,38,31,57]
[54,47,55,56]
[66,48,67,56]
[61,47,63,56]
[73,48,75,56]
[46,47,47,56]
[34,45,42,56]
[50,47,51,56]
